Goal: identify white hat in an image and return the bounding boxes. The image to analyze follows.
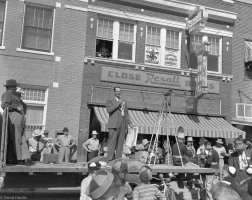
[92,130,99,135]
[32,129,43,137]
[16,87,25,94]
[216,138,223,144]
[177,132,185,139]
[142,139,150,146]
[187,137,193,142]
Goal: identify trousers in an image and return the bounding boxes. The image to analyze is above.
[58,146,70,162]
[205,174,219,200]
[88,150,98,161]
[107,119,126,162]
[8,111,29,161]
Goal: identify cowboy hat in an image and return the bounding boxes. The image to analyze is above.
[92,130,99,135]
[88,162,101,171]
[177,132,185,139]
[62,127,69,132]
[187,137,194,142]
[32,129,43,137]
[216,138,224,144]
[4,79,18,87]
[142,139,150,146]
[16,87,25,94]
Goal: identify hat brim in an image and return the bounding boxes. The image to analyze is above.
[32,132,43,137]
[92,132,98,135]
[216,141,223,144]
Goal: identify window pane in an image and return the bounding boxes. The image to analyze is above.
[26,105,44,124]
[0,1,5,22]
[245,105,252,118]
[43,9,53,29]
[146,26,160,46]
[119,22,134,42]
[237,104,244,117]
[207,54,218,72]
[97,18,113,39]
[209,37,219,55]
[166,30,179,49]
[23,88,46,102]
[34,8,43,28]
[37,29,51,51]
[25,6,35,26]
[23,27,37,49]
[118,42,133,60]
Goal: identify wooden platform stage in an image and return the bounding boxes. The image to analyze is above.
[0,162,218,175]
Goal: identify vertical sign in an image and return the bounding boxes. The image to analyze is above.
[196,41,210,95]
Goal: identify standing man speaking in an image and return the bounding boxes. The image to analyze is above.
[106,86,133,162]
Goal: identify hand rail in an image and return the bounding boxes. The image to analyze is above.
[0,107,9,168]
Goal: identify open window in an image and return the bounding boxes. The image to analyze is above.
[244,40,252,70]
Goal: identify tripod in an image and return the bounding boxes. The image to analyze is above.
[147,91,184,167]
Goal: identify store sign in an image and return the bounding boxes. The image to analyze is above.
[164,48,179,68]
[101,66,219,93]
[186,7,208,34]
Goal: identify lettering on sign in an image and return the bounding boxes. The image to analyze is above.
[164,48,179,68]
[101,66,219,94]
[145,46,160,64]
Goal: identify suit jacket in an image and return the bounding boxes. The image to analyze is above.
[106,96,132,129]
[229,149,252,170]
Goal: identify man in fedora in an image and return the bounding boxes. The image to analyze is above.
[1,79,31,165]
[55,127,75,162]
[172,127,192,166]
[27,129,46,161]
[213,138,227,179]
[83,130,100,161]
[106,86,133,162]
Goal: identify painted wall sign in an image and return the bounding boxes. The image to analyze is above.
[145,45,160,64]
[101,66,219,94]
[164,48,179,68]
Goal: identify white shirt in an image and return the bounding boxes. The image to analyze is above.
[80,175,93,200]
[213,146,226,159]
[239,151,248,170]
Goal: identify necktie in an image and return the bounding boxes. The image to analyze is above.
[36,139,40,152]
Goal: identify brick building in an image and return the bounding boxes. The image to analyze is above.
[231,0,252,141]
[0,0,246,162]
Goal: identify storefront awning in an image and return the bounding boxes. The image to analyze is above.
[245,40,252,63]
[94,107,245,138]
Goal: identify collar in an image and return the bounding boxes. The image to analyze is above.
[115,96,119,101]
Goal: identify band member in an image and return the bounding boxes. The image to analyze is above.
[205,140,219,200]
[106,86,133,162]
[172,127,192,166]
[55,127,75,162]
[228,137,252,183]
[1,79,31,165]
[83,130,100,161]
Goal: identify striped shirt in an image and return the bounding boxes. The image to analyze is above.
[133,183,165,200]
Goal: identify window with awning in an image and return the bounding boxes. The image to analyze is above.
[93,107,245,139]
[245,40,252,70]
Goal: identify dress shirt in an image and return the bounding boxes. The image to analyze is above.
[80,175,92,200]
[28,137,45,153]
[84,138,99,151]
[56,135,74,147]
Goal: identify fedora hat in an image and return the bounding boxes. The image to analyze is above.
[216,138,224,144]
[92,130,99,135]
[142,139,150,146]
[32,129,43,137]
[89,170,114,199]
[139,165,152,181]
[4,79,18,87]
[187,137,194,142]
[62,127,69,132]
[16,87,24,94]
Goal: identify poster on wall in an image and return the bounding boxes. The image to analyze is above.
[164,48,179,68]
[145,45,160,64]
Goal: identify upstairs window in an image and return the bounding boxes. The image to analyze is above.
[0,1,6,46]
[236,103,252,120]
[190,35,222,73]
[96,18,136,61]
[145,26,181,68]
[22,5,54,52]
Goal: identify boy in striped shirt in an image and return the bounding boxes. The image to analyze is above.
[133,166,165,200]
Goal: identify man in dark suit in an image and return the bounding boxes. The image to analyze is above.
[229,137,252,183]
[106,86,133,162]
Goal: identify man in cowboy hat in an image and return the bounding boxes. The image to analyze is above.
[172,126,192,166]
[133,165,165,200]
[83,130,100,161]
[80,161,101,200]
[213,138,227,180]
[1,79,31,165]
[228,137,252,183]
[106,86,134,162]
[55,127,75,162]
[28,129,46,161]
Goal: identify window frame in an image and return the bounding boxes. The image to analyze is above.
[236,103,252,120]
[96,17,137,62]
[19,3,55,53]
[190,35,222,74]
[145,25,182,69]
[0,0,7,48]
